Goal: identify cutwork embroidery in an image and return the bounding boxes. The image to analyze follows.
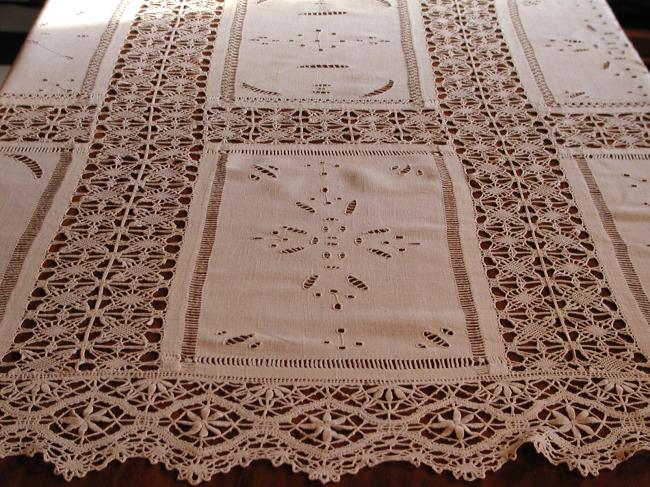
[221,0,424,104]
[253,161,421,311]
[1,154,43,179]
[508,0,650,109]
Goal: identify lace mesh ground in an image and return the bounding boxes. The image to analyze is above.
[0,0,224,374]
[420,0,649,374]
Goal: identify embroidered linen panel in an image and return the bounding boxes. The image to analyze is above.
[0,0,649,484]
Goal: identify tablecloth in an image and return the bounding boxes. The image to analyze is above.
[0,0,649,483]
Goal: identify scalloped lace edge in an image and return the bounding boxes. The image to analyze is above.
[0,436,648,484]
[0,376,649,484]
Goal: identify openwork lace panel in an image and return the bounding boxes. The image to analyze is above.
[0,0,649,483]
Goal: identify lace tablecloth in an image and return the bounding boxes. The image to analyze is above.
[0,0,649,483]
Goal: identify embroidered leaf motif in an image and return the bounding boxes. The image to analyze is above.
[298,64,349,69]
[296,202,316,213]
[7,154,43,179]
[225,334,254,346]
[362,79,394,98]
[345,200,357,214]
[282,226,308,234]
[347,275,369,291]
[300,10,347,16]
[368,248,392,259]
[303,275,319,289]
[252,164,278,179]
[424,330,451,348]
[242,82,281,96]
[364,228,390,234]
[281,247,305,254]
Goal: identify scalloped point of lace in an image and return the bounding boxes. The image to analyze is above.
[1,377,649,484]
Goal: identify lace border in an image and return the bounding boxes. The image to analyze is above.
[0,374,649,484]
